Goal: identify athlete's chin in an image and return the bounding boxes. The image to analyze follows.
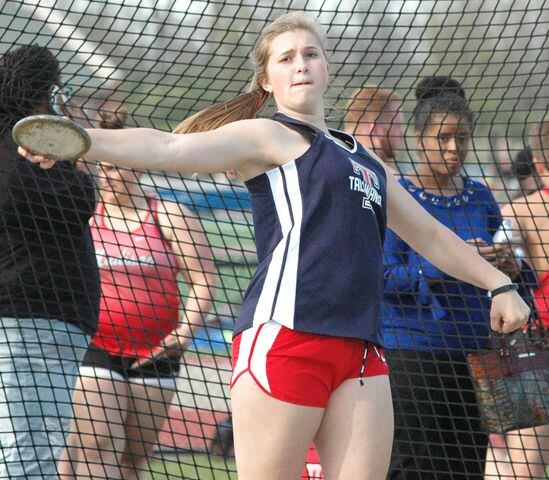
[288,95,322,113]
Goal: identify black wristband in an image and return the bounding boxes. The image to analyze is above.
[487,283,519,299]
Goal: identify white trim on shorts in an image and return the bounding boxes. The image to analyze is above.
[79,366,178,389]
[231,320,282,393]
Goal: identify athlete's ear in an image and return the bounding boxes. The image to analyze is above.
[260,76,273,93]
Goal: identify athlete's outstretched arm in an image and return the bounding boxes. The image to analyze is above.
[385,171,530,333]
[19,118,278,176]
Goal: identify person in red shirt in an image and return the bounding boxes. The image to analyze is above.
[58,110,216,480]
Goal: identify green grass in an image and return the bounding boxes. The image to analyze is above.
[145,453,237,480]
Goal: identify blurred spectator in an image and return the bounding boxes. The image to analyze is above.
[485,117,549,480]
[343,84,404,172]
[0,45,99,478]
[491,136,516,179]
[485,137,531,205]
[381,76,535,480]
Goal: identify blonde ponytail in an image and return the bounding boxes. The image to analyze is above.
[172,87,270,134]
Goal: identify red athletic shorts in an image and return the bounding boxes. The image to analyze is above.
[230,321,389,408]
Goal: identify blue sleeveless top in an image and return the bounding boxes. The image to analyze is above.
[235,113,388,343]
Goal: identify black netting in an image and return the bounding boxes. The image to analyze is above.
[0,1,547,479]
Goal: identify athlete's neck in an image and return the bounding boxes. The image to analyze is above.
[277,107,328,133]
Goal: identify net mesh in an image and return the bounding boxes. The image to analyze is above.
[0,1,548,479]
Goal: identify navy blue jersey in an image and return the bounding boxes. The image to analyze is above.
[235,113,387,343]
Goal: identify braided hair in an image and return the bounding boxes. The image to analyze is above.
[413,76,473,133]
[0,44,60,134]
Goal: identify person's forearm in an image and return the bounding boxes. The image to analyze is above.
[415,222,511,292]
[86,128,182,171]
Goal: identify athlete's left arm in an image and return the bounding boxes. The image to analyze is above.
[156,200,217,351]
[385,171,530,333]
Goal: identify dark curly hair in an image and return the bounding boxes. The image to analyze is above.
[413,76,474,133]
[0,44,60,134]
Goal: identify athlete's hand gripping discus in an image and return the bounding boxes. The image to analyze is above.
[12,115,91,162]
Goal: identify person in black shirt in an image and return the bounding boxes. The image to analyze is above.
[0,45,99,479]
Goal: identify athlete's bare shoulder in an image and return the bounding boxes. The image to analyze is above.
[254,117,314,158]
[222,117,313,180]
[225,117,301,142]
[213,117,297,155]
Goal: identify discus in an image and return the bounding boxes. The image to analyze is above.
[12,115,91,162]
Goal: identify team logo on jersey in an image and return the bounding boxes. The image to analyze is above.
[348,158,382,210]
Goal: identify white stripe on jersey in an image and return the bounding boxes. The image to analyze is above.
[249,320,282,393]
[252,164,302,329]
[271,162,303,327]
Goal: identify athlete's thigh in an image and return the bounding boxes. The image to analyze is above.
[314,375,393,480]
[122,380,176,460]
[72,374,130,451]
[231,373,325,480]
